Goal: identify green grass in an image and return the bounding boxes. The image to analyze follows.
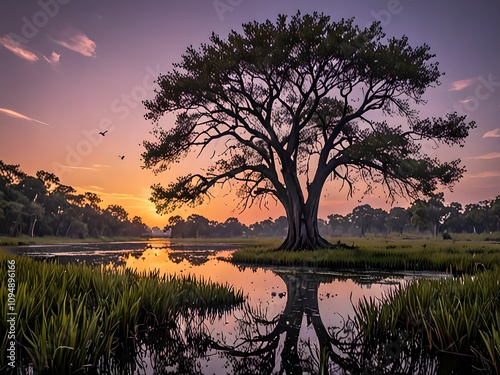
[0,251,244,373]
[231,235,500,373]
[3,235,499,372]
[0,235,280,248]
[231,237,500,272]
[450,232,500,242]
[353,268,500,372]
[0,235,148,247]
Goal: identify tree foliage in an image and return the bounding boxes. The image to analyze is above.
[0,161,148,238]
[143,12,475,250]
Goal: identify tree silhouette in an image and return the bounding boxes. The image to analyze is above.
[386,207,411,236]
[211,270,439,374]
[143,12,475,250]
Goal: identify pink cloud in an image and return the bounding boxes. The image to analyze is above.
[483,128,500,138]
[467,171,500,178]
[470,152,500,160]
[43,51,61,64]
[449,78,476,91]
[52,29,96,57]
[0,36,38,62]
[0,107,49,126]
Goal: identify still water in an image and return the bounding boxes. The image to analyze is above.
[13,240,467,375]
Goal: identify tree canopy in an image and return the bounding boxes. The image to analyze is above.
[142,12,476,250]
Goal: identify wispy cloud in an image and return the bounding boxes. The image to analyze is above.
[103,193,150,203]
[52,29,96,57]
[470,152,500,160]
[483,128,500,138]
[449,78,476,91]
[43,51,60,64]
[83,185,104,191]
[58,165,99,171]
[0,36,38,62]
[0,107,49,126]
[467,171,500,178]
[59,164,111,172]
[91,164,110,168]
[76,187,150,203]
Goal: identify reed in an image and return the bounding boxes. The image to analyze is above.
[0,252,243,372]
[353,268,500,372]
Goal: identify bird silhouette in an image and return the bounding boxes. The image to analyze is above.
[99,130,108,136]
[119,155,125,160]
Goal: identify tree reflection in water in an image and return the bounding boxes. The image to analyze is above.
[94,267,463,374]
[211,270,440,375]
[19,244,476,374]
[93,308,228,374]
[83,267,440,374]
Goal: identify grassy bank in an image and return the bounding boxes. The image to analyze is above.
[231,237,500,272]
[0,235,280,247]
[0,252,243,373]
[0,235,149,247]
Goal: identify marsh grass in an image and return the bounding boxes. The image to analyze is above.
[0,252,243,373]
[231,237,500,272]
[232,237,500,372]
[353,268,500,372]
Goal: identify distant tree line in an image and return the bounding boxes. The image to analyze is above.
[1,160,497,239]
[0,161,148,238]
[165,192,500,238]
[328,193,499,237]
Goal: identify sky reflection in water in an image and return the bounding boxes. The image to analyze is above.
[15,240,450,374]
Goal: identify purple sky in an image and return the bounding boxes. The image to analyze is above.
[1,0,499,227]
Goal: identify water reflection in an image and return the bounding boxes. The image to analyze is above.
[10,242,148,266]
[98,312,218,375]
[8,241,481,374]
[210,270,441,375]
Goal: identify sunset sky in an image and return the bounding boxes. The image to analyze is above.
[1,0,499,228]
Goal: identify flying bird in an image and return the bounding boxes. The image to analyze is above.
[119,155,125,160]
[99,130,108,136]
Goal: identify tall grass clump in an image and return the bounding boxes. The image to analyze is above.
[0,252,243,373]
[353,268,500,372]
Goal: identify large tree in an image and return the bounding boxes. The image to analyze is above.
[142,12,475,250]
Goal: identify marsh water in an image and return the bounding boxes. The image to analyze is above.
[11,240,478,375]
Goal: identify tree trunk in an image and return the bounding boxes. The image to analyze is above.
[30,217,37,238]
[278,192,331,251]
